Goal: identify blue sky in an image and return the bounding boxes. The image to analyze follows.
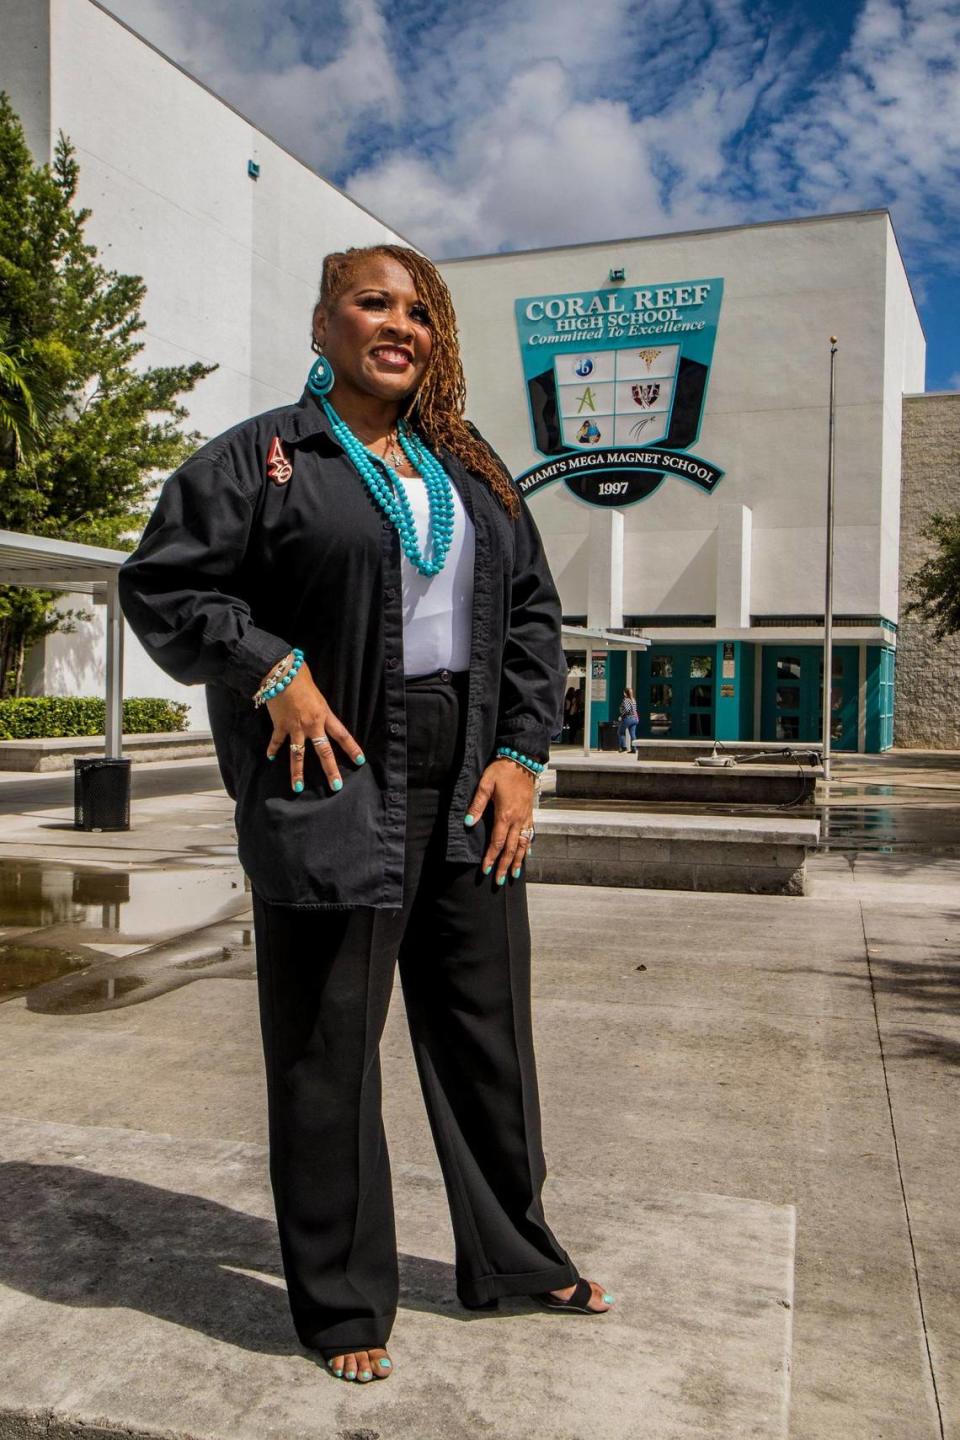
[104,0,960,390]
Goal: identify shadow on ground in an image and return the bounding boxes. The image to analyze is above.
[0,1163,479,1355]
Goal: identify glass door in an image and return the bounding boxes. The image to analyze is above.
[638,647,717,739]
[761,647,858,750]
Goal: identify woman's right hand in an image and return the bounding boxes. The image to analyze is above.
[263,660,365,793]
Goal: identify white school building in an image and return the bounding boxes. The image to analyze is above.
[3,0,957,751]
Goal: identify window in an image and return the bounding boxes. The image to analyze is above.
[776,657,801,681]
[776,686,800,710]
[651,656,673,678]
[776,715,800,740]
[689,713,712,736]
[690,684,712,708]
[650,684,672,707]
[690,654,713,678]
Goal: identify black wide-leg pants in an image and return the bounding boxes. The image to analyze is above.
[251,669,577,1353]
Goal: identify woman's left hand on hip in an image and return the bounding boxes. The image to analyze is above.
[464,760,536,885]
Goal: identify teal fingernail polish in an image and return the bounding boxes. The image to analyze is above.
[603,1293,614,1303]
[483,863,492,875]
[267,753,275,761]
[512,867,521,879]
[332,778,343,792]
[464,814,476,827]
[293,780,304,793]
[378,1358,392,1368]
[355,753,366,765]
[497,874,506,887]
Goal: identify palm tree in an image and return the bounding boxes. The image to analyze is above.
[0,325,46,464]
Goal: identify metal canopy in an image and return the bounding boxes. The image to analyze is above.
[0,528,127,758]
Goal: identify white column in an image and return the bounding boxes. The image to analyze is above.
[586,509,624,630]
[715,503,753,629]
[103,578,125,758]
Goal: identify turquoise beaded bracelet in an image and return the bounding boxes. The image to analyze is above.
[495,746,546,777]
[254,646,304,707]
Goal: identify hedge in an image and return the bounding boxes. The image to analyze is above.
[0,696,190,739]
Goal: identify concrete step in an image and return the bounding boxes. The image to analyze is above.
[553,756,821,804]
[529,809,821,894]
[0,1114,794,1440]
[616,740,824,764]
[0,731,216,772]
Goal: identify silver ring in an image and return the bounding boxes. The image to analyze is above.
[289,741,306,755]
[519,826,536,842]
[310,735,331,749]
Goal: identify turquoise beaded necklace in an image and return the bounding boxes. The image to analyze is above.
[319,395,455,579]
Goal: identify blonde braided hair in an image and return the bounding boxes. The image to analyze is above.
[313,244,520,519]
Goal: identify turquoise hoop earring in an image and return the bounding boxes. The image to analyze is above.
[307,354,335,397]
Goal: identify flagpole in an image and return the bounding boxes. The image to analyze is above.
[822,337,838,783]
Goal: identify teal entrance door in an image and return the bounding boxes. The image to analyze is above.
[760,647,858,750]
[637,646,717,740]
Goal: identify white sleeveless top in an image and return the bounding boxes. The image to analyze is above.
[399,474,475,675]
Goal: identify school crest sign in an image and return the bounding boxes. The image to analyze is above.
[514,278,725,506]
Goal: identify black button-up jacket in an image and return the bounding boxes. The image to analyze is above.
[117,387,567,909]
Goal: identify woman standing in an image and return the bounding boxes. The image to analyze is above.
[118,245,613,1385]
[618,686,640,752]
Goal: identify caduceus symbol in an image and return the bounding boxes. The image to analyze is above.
[631,383,661,409]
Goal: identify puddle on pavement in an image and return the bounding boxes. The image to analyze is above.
[0,856,255,1013]
[0,942,93,1000]
[0,856,243,934]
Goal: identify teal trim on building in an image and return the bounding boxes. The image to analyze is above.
[865,646,895,751]
[587,649,627,747]
[577,638,896,754]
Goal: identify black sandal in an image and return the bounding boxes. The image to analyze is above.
[531,1276,608,1314]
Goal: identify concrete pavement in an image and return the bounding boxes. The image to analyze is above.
[0,770,956,1438]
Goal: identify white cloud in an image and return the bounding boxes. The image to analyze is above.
[100,0,960,267]
[104,0,402,174]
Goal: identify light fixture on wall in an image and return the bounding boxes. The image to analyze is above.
[609,267,625,283]
[247,159,261,180]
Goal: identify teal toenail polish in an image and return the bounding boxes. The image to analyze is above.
[332,1366,343,1375]
[293,780,303,792]
[332,778,343,792]
[497,874,506,886]
[360,1369,372,1379]
[378,1358,392,1368]
[483,863,492,875]
[355,752,366,764]
[345,1370,356,1379]
[464,813,476,827]
[603,1293,614,1303]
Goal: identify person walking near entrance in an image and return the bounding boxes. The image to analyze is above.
[618,686,639,752]
[117,244,615,1388]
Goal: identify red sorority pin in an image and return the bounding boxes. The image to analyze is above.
[267,437,292,485]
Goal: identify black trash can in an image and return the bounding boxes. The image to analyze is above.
[74,757,132,832]
[598,720,620,752]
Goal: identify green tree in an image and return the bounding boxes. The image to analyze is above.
[905,511,960,640]
[0,92,215,697]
